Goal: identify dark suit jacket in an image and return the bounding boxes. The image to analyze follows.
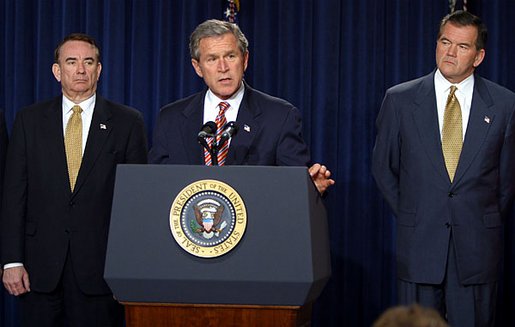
[372,71,515,285]
[1,96,148,295]
[0,110,7,254]
[149,83,310,166]
[0,110,7,188]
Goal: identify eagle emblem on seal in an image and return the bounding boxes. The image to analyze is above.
[190,199,228,239]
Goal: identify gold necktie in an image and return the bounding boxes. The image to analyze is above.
[442,86,463,182]
[65,105,83,191]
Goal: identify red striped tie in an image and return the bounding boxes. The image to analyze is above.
[204,102,230,166]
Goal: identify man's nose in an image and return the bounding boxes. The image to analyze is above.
[218,59,228,72]
[446,45,458,57]
[77,62,86,73]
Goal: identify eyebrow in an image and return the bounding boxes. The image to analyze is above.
[205,49,238,57]
[64,56,96,62]
[440,37,473,46]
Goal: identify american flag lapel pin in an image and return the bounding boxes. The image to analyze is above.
[100,123,107,130]
[244,124,251,133]
[484,116,491,124]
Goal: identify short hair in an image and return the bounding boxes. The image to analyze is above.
[437,10,487,50]
[54,33,101,63]
[189,19,249,61]
[373,304,448,327]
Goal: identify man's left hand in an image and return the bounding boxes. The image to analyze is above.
[309,163,335,194]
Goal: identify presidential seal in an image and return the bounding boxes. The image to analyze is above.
[170,179,247,258]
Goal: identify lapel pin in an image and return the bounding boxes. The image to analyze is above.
[484,116,491,124]
[100,123,107,130]
[244,124,251,132]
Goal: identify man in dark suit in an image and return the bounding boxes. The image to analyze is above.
[0,110,7,239]
[0,109,8,321]
[1,33,148,326]
[372,11,515,326]
[0,111,7,203]
[149,19,334,193]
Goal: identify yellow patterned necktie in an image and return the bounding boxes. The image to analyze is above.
[65,105,83,191]
[442,86,463,182]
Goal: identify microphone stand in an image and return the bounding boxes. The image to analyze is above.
[198,135,219,166]
[211,140,219,166]
[198,121,237,166]
[212,122,237,166]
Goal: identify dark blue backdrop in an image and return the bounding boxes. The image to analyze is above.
[1,1,514,326]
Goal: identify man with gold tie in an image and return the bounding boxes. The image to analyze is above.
[372,10,515,327]
[1,33,147,326]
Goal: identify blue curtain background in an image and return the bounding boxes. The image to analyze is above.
[1,0,515,326]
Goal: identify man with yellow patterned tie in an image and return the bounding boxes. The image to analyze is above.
[372,11,515,327]
[1,33,148,326]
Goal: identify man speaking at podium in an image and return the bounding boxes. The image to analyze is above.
[149,19,334,194]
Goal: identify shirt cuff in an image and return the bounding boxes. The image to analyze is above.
[3,263,23,269]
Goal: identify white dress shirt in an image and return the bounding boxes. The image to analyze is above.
[203,83,244,124]
[62,94,96,153]
[434,69,474,140]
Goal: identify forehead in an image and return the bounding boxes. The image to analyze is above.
[59,40,98,60]
[198,33,239,55]
[440,22,478,44]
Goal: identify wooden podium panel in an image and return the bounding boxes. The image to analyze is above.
[123,302,312,327]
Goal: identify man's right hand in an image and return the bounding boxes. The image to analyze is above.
[3,266,30,296]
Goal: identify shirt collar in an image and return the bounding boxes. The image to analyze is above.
[62,94,96,115]
[206,82,245,109]
[435,69,474,95]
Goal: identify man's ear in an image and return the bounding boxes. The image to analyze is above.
[473,49,485,68]
[243,51,249,72]
[52,63,61,82]
[191,59,203,78]
[96,62,102,81]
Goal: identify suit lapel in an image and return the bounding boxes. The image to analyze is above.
[181,92,205,165]
[412,73,450,184]
[453,76,494,184]
[227,85,260,165]
[43,97,72,194]
[72,96,112,196]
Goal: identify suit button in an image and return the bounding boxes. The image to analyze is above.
[69,201,74,206]
[448,192,455,198]
[445,222,451,228]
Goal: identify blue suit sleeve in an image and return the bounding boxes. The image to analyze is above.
[372,92,401,216]
[276,107,310,167]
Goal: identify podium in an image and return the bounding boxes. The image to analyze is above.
[105,165,331,326]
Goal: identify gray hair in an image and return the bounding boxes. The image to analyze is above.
[189,19,249,60]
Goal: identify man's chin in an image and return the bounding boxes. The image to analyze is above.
[439,66,456,76]
[213,87,237,99]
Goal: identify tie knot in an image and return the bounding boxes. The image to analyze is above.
[449,85,458,97]
[72,105,83,114]
[218,102,230,115]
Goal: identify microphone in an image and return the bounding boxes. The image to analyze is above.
[197,121,217,160]
[197,121,217,140]
[219,121,239,145]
